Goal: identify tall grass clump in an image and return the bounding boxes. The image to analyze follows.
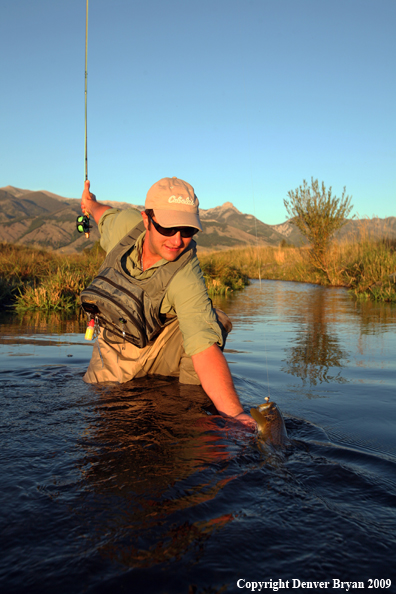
[0,243,54,306]
[0,242,105,312]
[14,263,94,311]
[344,239,396,302]
[199,254,249,295]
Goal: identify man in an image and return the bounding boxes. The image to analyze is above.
[81,177,254,427]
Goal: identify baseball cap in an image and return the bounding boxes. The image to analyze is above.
[145,177,203,231]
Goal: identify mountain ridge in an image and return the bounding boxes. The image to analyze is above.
[0,185,394,254]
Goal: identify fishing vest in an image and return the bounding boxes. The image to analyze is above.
[80,221,196,348]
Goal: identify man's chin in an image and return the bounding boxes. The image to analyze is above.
[163,248,184,261]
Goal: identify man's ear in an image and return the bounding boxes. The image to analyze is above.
[141,211,150,231]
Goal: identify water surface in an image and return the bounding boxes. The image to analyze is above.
[1,281,395,593]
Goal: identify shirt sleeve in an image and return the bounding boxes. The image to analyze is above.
[164,256,224,357]
[98,208,143,254]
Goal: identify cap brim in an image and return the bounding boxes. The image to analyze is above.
[154,209,203,231]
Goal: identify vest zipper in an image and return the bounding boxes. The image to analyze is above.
[96,275,142,309]
[95,275,154,335]
[85,286,146,344]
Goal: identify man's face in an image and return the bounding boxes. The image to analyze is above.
[142,212,194,263]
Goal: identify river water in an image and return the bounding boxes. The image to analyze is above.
[1,280,395,594]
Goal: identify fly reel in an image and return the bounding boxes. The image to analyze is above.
[76,214,92,238]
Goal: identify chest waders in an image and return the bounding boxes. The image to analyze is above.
[80,221,196,348]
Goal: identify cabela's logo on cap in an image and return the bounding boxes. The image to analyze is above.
[168,195,195,205]
[145,177,203,231]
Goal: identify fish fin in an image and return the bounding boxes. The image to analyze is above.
[250,408,268,434]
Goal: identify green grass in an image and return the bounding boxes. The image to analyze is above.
[199,257,249,295]
[1,237,395,312]
[199,238,396,302]
[1,241,248,311]
[0,242,104,312]
[344,239,396,302]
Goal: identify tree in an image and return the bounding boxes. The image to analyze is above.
[284,178,353,275]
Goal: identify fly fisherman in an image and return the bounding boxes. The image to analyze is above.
[80,177,255,428]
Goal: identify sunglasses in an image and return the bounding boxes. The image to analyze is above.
[147,214,199,238]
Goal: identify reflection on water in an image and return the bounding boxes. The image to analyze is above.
[280,287,349,386]
[0,309,86,335]
[75,379,243,570]
[1,280,396,593]
[357,297,396,334]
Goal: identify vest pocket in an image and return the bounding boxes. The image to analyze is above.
[81,281,148,348]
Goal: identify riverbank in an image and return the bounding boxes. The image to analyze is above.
[1,238,395,311]
[0,243,248,312]
[200,239,396,302]
[0,243,102,312]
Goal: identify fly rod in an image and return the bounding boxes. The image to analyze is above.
[84,0,88,183]
[77,0,91,238]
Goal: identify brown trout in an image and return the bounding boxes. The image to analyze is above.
[250,398,289,448]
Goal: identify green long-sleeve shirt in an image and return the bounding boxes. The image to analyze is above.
[98,208,223,356]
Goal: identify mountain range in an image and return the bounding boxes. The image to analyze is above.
[0,185,394,254]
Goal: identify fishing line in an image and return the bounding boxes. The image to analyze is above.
[240,75,261,285]
[249,169,262,285]
[241,71,270,401]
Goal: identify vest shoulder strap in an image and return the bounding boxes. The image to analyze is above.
[98,220,146,273]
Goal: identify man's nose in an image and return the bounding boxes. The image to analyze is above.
[169,231,183,246]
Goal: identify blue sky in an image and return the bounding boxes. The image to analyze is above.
[1,0,395,224]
